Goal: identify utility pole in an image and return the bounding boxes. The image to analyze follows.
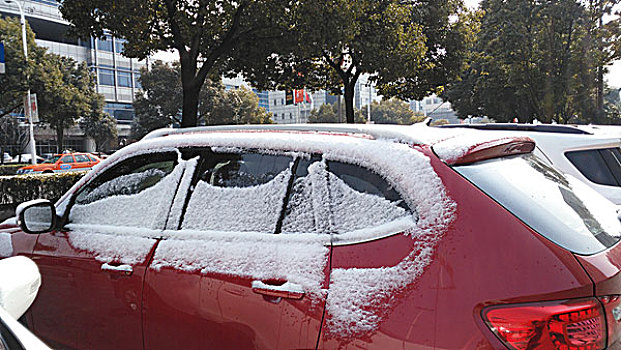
[367,83,372,123]
[5,0,37,164]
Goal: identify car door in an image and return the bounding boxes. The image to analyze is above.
[28,150,191,350]
[72,154,92,171]
[143,149,331,350]
[311,160,422,348]
[57,154,75,172]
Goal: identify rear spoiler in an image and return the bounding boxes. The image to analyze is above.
[435,137,536,165]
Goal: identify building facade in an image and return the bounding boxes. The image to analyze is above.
[268,75,379,124]
[410,95,459,123]
[0,0,145,153]
[0,0,146,123]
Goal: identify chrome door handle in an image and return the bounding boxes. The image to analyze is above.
[251,280,305,300]
[101,263,133,275]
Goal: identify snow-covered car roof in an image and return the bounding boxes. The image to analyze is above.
[142,122,531,163]
[56,123,532,217]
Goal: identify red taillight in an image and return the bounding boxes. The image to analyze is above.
[482,298,606,350]
[600,296,621,347]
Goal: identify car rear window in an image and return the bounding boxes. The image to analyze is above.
[454,154,621,255]
[565,148,621,186]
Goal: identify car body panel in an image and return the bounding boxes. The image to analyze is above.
[526,133,621,204]
[2,125,619,349]
[574,245,621,297]
[143,257,330,350]
[317,147,595,349]
[28,229,157,350]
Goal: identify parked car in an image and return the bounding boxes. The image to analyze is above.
[440,123,621,204]
[4,123,621,349]
[9,153,44,164]
[16,153,101,175]
[0,256,50,350]
[2,152,13,163]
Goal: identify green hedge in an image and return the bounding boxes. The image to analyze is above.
[0,172,86,205]
[0,164,29,176]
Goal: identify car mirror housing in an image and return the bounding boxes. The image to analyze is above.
[17,199,57,234]
[0,256,41,319]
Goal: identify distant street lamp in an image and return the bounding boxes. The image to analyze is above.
[4,0,37,164]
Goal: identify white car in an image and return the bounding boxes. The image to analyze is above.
[10,154,45,164]
[0,256,50,350]
[440,123,621,204]
[2,153,12,163]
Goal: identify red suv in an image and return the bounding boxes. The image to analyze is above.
[4,124,621,349]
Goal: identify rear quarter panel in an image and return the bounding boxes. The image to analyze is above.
[318,147,594,349]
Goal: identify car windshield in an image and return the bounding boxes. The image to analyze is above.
[454,154,621,255]
[45,156,61,164]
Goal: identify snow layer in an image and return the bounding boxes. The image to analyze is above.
[431,132,519,164]
[165,158,198,230]
[282,161,412,235]
[282,161,332,234]
[78,168,169,205]
[151,230,329,296]
[70,159,187,230]
[182,169,291,232]
[66,224,160,264]
[326,168,410,234]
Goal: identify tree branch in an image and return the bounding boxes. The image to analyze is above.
[195,1,249,84]
[322,50,347,81]
[161,0,188,55]
[189,0,209,61]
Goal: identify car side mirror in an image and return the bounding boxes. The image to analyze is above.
[17,200,56,234]
[0,256,41,319]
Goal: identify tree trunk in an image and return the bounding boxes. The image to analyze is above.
[181,83,200,128]
[344,82,356,123]
[179,54,200,128]
[56,126,64,154]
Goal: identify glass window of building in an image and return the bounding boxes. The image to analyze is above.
[134,73,142,89]
[99,69,115,86]
[105,103,135,123]
[114,39,125,54]
[97,36,113,52]
[117,71,132,88]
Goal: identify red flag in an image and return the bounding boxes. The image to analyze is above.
[294,90,304,104]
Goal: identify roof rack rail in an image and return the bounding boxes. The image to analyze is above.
[142,124,426,143]
[438,123,592,135]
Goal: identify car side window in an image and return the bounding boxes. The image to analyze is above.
[565,148,621,187]
[61,155,75,163]
[181,151,293,233]
[282,159,412,235]
[69,152,180,229]
[74,154,89,163]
